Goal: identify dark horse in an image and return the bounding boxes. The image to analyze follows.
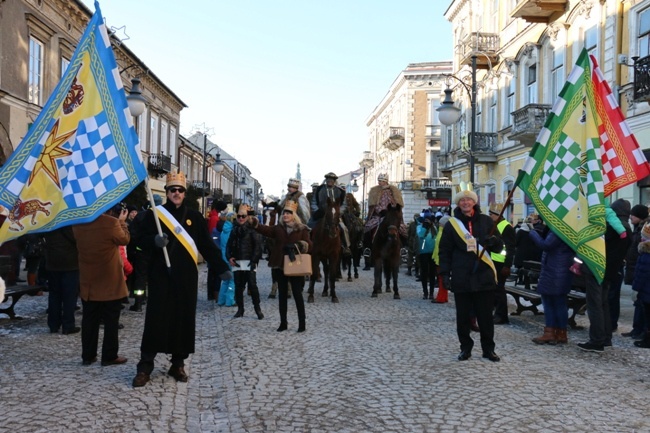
[308,198,341,303]
[341,194,363,282]
[370,204,403,299]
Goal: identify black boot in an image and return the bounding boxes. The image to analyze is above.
[234,309,244,318]
[254,305,264,320]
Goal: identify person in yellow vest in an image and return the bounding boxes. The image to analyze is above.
[438,184,503,362]
[131,172,230,387]
[488,203,516,325]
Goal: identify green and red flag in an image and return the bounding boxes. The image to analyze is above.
[517,48,650,283]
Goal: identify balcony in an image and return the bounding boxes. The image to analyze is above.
[459,33,499,69]
[212,188,223,199]
[510,104,551,145]
[148,153,171,176]
[421,177,453,190]
[382,127,405,151]
[511,0,567,24]
[471,132,498,163]
[190,180,211,195]
[634,55,650,103]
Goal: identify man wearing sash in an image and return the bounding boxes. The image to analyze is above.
[438,186,503,362]
[132,172,230,387]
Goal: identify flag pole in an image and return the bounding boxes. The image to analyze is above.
[476,183,519,263]
[144,179,171,269]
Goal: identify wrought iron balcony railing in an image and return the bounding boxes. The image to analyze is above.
[148,153,171,176]
[634,55,650,102]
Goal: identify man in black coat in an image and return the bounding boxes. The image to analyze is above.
[438,189,503,362]
[132,172,230,387]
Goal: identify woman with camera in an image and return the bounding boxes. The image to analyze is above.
[417,209,437,300]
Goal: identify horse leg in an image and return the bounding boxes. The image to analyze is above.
[384,262,392,293]
[372,260,382,297]
[307,259,318,303]
[346,255,353,282]
[330,258,339,303]
[322,260,329,297]
[392,267,400,300]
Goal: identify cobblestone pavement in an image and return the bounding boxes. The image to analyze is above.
[2,263,650,433]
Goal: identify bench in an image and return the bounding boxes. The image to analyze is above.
[0,254,46,320]
[506,260,587,329]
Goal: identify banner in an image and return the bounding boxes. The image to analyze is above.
[0,1,146,243]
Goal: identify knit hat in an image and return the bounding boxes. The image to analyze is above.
[610,198,631,218]
[631,204,649,220]
[287,178,300,188]
[454,190,478,205]
[642,222,650,240]
[377,173,389,182]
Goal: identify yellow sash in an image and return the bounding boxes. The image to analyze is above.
[449,217,497,283]
[156,205,198,266]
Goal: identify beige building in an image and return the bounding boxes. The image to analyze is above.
[0,0,185,198]
[439,0,650,222]
[364,62,454,218]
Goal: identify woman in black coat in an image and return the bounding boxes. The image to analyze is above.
[528,229,575,345]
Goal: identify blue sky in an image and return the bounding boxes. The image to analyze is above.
[84,0,452,196]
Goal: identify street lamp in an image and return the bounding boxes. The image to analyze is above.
[213,153,244,206]
[436,54,478,184]
[126,77,146,117]
[351,179,359,193]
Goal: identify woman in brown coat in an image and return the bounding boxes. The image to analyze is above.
[254,200,312,332]
[72,204,130,366]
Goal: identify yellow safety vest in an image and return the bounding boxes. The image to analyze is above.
[490,219,510,263]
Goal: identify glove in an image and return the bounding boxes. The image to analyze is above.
[500,266,511,278]
[154,233,169,248]
[283,244,297,262]
[249,261,257,270]
[219,270,233,280]
[441,273,451,291]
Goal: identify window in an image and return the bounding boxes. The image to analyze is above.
[430,99,440,125]
[527,64,537,104]
[29,36,44,105]
[505,77,515,127]
[160,119,169,155]
[61,57,70,78]
[489,89,497,132]
[585,26,598,57]
[169,126,177,165]
[150,114,159,154]
[492,0,499,32]
[551,46,565,101]
[137,108,148,152]
[639,9,650,58]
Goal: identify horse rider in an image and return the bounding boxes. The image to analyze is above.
[279,177,311,226]
[309,172,351,256]
[363,173,407,256]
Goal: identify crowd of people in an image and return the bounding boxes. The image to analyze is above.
[2,169,649,386]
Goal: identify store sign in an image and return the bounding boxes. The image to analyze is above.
[429,199,450,207]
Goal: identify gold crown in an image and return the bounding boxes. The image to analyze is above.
[489,202,504,215]
[284,200,298,213]
[166,171,186,189]
[237,204,250,214]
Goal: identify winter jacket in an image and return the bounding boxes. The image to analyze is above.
[438,205,502,293]
[416,222,435,254]
[255,221,312,270]
[44,226,78,272]
[226,220,264,265]
[625,218,649,284]
[513,223,543,268]
[72,214,130,302]
[528,230,575,296]
[604,218,631,282]
[632,241,650,303]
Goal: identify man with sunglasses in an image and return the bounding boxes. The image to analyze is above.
[226,204,264,320]
[132,172,230,388]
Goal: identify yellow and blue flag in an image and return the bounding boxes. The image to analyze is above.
[0,2,146,243]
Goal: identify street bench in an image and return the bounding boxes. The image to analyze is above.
[0,255,46,320]
[506,260,587,329]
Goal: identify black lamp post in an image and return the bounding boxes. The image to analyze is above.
[436,54,478,185]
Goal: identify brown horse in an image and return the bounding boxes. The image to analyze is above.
[370,204,403,299]
[308,198,341,303]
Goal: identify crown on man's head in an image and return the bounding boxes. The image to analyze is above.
[453,181,478,205]
[166,171,187,189]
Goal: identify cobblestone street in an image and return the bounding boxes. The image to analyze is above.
[2,263,650,432]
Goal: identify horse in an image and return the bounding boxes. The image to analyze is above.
[307,197,342,303]
[370,204,403,299]
[341,194,364,282]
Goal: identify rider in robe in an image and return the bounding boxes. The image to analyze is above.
[279,177,311,226]
[308,172,351,256]
[363,173,407,257]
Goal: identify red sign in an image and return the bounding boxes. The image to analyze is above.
[429,199,450,207]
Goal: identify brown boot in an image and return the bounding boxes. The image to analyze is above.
[555,328,568,344]
[532,326,557,345]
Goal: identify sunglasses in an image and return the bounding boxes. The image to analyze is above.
[168,187,186,194]
[282,210,293,215]
[237,214,248,219]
